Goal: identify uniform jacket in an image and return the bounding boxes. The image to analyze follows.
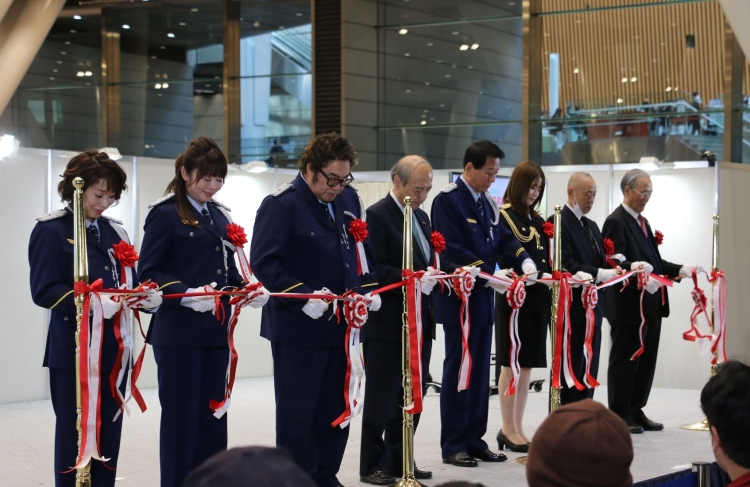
[250,172,378,348]
[365,194,456,343]
[602,205,681,323]
[549,205,606,326]
[29,208,138,370]
[431,178,531,328]
[138,195,244,348]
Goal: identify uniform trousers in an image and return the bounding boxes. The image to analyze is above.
[607,318,661,422]
[50,368,127,487]
[153,346,228,487]
[439,323,492,458]
[359,337,432,476]
[560,322,601,405]
[272,343,349,487]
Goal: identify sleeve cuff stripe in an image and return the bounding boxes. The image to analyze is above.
[158,281,182,291]
[467,260,484,267]
[515,248,524,257]
[49,290,74,310]
[361,282,379,288]
[280,282,304,293]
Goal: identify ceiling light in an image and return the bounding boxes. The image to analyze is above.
[630,76,637,82]
[296,12,303,17]
[73,15,82,20]
[666,86,672,92]
[399,28,408,35]
[167,33,175,38]
[405,89,411,93]
[470,43,479,49]
[100,147,122,160]
[253,21,260,27]
[460,44,469,51]
[445,74,450,78]
[162,83,169,88]
[64,41,71,45]
[404,53,410,57]
[420,120,427,125]
[191,8,198,12]
[452,31,459,35]
[76,71,85,77]
[621,77,627,83]
[85,71,92,77]
[122,24,130,29]
[241,160,269,173]
[573,68,579,74]
[155,83,162,89]
[179,22,186,26]
[617,98,624,103]
[70,29,76,33]
[427,42,433,46]
[61,51,66,55]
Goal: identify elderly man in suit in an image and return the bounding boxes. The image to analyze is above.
[359,155,447,485]
[602,168,701,434]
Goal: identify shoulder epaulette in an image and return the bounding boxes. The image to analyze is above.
[484,192,501,225]
[149,193,175,208]
[100,215,123,225]
[210,198,233,223]
[104,218,130,243]
[441,183,457,193]
[210,198,231,212]
[36,209,66,222]
[272,182,294,197]
[500,203,511,209]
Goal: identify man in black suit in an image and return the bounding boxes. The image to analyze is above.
[359,155,442,485]
[554,173,621,405]
[602,168,700,433]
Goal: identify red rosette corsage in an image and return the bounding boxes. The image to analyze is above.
[112,241,138,268]
[348,218,368,242]
[430,231,446,254]
[226,223,248,247]
[655,230,664,246]
[542,221,554,238]
[603,237,615,257]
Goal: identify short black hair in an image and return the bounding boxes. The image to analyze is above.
[463,140,505,170]
[700,360,750,469]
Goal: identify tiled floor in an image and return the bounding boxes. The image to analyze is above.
[2,377,714,486]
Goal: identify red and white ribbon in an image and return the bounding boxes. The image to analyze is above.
[452,270,475,391]
[348,219,370,276]
[504,277,526,396]
[551,272,585,391]
[709,270,728,364]
[402,270,425,414]
[629,271,651,360]
[332,293,368,428]
[430,231,446,271]
[581,285,600,388]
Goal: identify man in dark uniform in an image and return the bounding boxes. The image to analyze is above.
[250,133,379,487]
[359,155,454,484]
[553,172,621,405]
[431,140,537,467]
[603,168,700,433]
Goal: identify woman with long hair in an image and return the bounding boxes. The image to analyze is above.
[495,160,552,453]
[29,150,161,486]
[138,137,267,487]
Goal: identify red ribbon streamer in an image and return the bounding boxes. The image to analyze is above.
[504,278,526,396]
[452,270,475,391]
[402,270,426,414]
[582,286,600,388]
[331,292,368,428]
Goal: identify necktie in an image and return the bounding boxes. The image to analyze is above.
[201,208,216,229]
[412,213,428,261]
[319,201,333,221]
[87,224,99,242]
[581,217,601,258]
[638,215,648,237]
[476,197,484,217]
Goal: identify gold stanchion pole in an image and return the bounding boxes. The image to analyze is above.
[680,214,719,431]
[395,196,424,487]
[517,205,563,465]
[73,177,92,486]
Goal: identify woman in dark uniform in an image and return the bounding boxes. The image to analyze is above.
[138,137,267,487]
[495,160,551,453]
[29,150,161,487]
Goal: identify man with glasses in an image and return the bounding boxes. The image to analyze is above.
[602,168,701,433]
[251,133,379,487]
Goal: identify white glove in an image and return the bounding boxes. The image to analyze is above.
[420,267,440,295]
[487,269,511,293]
[630,261,653,275]
[302,288,332,319]
[611,253,627,262]
[645,276,662,294]
[248,285,270,309]
[521,259,538,276]
[571,271,594,287]
[539,272,554,287]
[181,283,217,313]
[101,295,121,319]
[596,268,621,283]
[679,265,704,278]
[460,266,480,279]
[365,292,381,312]
[140,289,163,310]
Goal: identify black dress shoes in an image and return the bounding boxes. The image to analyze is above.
[469,449,508,462]
[634,416,664,431]
[442,452,478,467]
[360,470,397,485]
[497,430,530,453]
[386,466,433,480]
[625,420,644,434]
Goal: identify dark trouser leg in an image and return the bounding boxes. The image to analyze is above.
[608,320,645,422]
[630,318,661,419]
[561,321,602,404]
[465,326,492,454]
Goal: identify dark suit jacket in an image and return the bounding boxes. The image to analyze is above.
[551,205,606,326]
[602,205,681,323]
[365,194,456,343]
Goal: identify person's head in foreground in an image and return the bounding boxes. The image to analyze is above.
[526,399,633,487]
[182,446,315,487]
[700,360,750,483]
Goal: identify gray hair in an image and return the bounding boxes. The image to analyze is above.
[390,155,430,185]
[620,168,650,194]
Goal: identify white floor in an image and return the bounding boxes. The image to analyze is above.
[2,377,715,486]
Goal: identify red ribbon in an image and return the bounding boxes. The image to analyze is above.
[332,292,368,428]
[401,270,426,414]
[430,231,446,271]
[452,270,475,391]
[709,270,728,364]
[551,271,585,391]
[582,286,600,388]
[504,277,526,396]
[629,272,651,360]
[348,219,369,276]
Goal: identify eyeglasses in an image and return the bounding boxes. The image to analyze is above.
[632,188,653,199]
[317,169,354,187]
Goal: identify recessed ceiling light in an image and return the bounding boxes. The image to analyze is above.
[253,21,260,27]
[56,60,62,64]
[468,65,473,69]
[445,74,450,78]
[179,22,186,26]
[399,28,408,35]
[630,77,637,82]
[155,83,162,89]
[64,41,71,45]
[452,31,459,35]
[60,51,67,55]
[405,89,411,93]
[85,71,92,77]
[621,77,627,83]
[76,71,85,77]
[70,30,76,33]
[52,69,58,73]
[460,44,469,51]
[420,120,426,125]
[427,42,433,46]
[440,104,445,107]
[160,46,166,49]
[296,12,303,16]
[573,68,579,74]
[617,98,624,103]
[191,8,198,12]
[471,44,479,50]
[404,52,410,57]
[122,24,130,29]
[162,83,169,88]
[73,15,82,20]
[425,82,430,85]
[151,55,157,59]
[49,77,55,80]
[167,33,175,38]
[666,86,672,92]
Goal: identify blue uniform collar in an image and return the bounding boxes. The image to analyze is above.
[187,195,209,214]
[460,174,481,202]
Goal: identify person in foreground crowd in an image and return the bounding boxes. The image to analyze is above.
[602,168,701,434]
[139,137,265,487]
[29,150,161,486]
[701,360,750,487]
[183,446,316,487]
[250,133,379,487]
[526,399,634,487]
[553,172,621,405]
[432,140,537,468]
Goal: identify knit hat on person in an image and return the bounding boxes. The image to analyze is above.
[183,446,316,487]
[526,399,634,487]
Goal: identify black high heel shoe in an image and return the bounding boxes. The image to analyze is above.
[496,430,530,453]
